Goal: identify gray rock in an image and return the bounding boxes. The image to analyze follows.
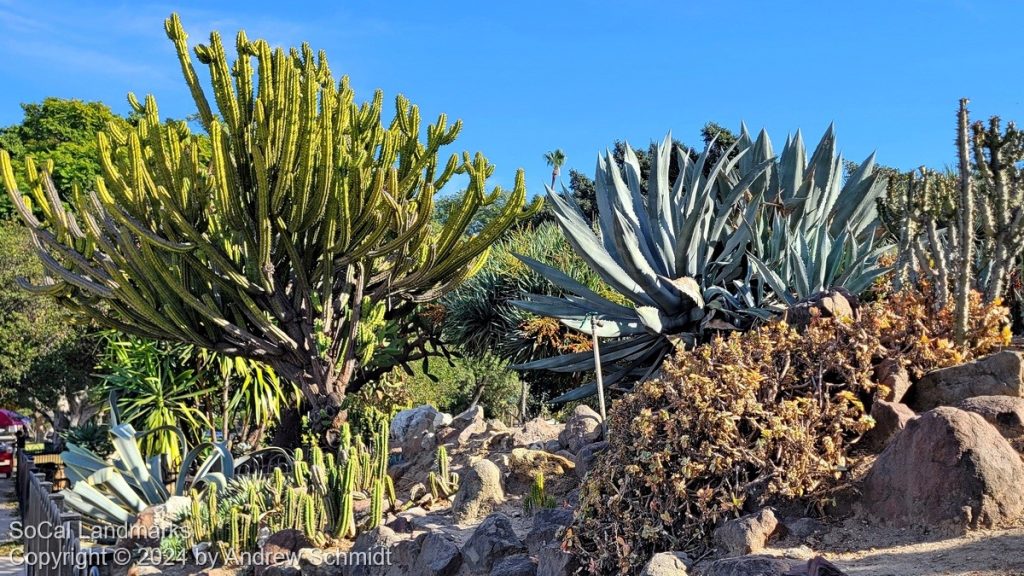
[874,359,911,403]
[699,555,794,576]
[391,532,462,576]
[574,441,608,479]
[346,526,405,576]
[257,529,313,576]
[536,544,577,576]
[452,459,506,522]
[461,513,527,574]
[490,554,537,576]
[956,395,1024,440]
[640,551,690,575]
[559,406,603,453]
[714,509,779,556]
[525,508,574,555]
[451,405,489,445]
[391,405,447,455]
[781,517,825,540]
[909,350,1024,411]
[862,407,1024,529]
[513,418,563,448]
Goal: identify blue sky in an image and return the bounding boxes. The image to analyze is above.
[1,0,1022,196]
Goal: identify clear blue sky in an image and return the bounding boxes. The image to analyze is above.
[2,0,1022,196]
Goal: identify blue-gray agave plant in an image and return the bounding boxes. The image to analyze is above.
[514,126,889,403]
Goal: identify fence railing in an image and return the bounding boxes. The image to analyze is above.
[15,451,85,576]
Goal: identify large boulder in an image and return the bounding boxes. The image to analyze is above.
[452,459,506,523]
[714,509,779,556]
[461,513,527,574]
[908,351,1024,411]
[513,418,563,448]
[559,406,603,453]
[956,395,1024,441]
[446,405,489,446]
[860,400,916,452]
[525,508,574,555]
[345,526,405,576]
[256,530,313,576]
[640,552,690,575]
[862,407,1024,529]
[391,405,450,455]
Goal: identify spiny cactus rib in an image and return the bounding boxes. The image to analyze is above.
[0,13,540,409]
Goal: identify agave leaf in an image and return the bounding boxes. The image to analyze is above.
[514,254,635,317]
[750,253,796,305]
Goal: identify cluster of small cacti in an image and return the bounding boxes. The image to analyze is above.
[893,99,1024,344]
[181,419,397,562]
[523,472,556,515]
[428,445,460,500]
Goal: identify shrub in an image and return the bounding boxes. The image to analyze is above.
[567,287,1010,575]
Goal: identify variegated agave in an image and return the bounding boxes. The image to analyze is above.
[513,126,889,403]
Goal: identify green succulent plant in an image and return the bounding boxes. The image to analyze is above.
[515,127,889,403]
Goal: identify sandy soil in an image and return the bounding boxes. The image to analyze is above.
[765,518,1024,576]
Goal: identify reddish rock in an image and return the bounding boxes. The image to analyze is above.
[714,508,779,556]
[956,395,1024,440]
[908,351,1024,411]
[860,400,916,452]
[874,359,911,403]
[862,407,1024,530]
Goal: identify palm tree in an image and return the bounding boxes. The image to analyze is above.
[544,149,566,189]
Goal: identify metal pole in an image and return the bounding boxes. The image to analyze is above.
[590,315,607,426]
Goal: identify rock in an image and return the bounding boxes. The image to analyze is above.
[574,441,608,479]
[450,405,489,446]
[909,351,1024,411]
[860,401,916,451]
[956,395,1024,440]
[513,418,563,448]
[784,556,850,575]
[509,448,575,476]
[525,507,574,555]
[391,405,448,455]
[536,544,577,576]
[461,513,527,574]
[452,459,505,522]
[256,529,313,576]
[714,509,779,556]
[640,551,690,575]
[780,517,825,540]
[559,406,603,453]
[120,495,190,549]
[874,359,911,403]
[347,526,405,576]
[862,407,1024,529]
[490,554,537,576]
[699,555,794,576]
[783,288,859,328]
[391,532,462,576]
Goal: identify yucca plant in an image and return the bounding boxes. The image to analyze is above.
[515,127,889,402]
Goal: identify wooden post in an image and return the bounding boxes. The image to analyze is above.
[590,316,608,432]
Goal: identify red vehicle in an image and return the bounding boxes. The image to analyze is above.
[0,443,13,478]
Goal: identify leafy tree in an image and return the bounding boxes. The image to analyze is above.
[0,98,130,216]
[0,218,101,429]
[0,15,539,433]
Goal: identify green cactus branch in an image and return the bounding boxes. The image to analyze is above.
[0,13,540,410]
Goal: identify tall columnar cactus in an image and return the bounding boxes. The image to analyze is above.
[893,99,1024,344]
[0,14,540,412]
[334,446,358,539]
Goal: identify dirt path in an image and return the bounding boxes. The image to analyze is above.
[765,518,1024,576]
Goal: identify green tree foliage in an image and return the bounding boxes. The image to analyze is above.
[400,352,522,422]
[0,218,100,427]
[0,98,130,215]
[0,15,540,421]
